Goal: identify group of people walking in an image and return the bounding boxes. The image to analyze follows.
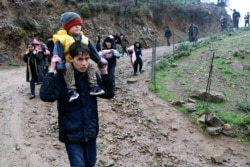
[220,9,250,32]
[23,11,145,167]
[164,24,199,45]
[164,8,246,44]
[22,7,250,166]
[94,32,144,76]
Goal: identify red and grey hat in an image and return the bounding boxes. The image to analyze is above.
[60,12,83,31]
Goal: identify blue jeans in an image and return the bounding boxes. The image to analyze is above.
[30,77,36,95]
[65,140,97,167]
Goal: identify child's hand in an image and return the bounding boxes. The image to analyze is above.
[51,55,62,64]
[98,62,108,75]
[49,55,62,73]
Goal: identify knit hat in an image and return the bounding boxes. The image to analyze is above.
[60,12,83,31]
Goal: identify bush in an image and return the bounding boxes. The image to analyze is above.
[101,3,112,13]
[79,4,91,18]
[13,28,27,41]
[15,17,37,31]
[236,99,250,113]
[45,0,55,8]
[176,42,191,52]
[88,3,102,16]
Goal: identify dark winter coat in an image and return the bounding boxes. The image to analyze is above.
[39,71,114,143]
[23,51,43,82]
[120,38,129,48]
[95,36,102,52]
[102,38,118,64]
[164,29,172,38]
[232,11,240,21]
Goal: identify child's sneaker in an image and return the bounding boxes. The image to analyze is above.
[68,89,79,102]
[90,86,105,95]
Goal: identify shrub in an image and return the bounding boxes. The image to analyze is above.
[15,17,37,31]
[176,42,191,52]
[13,28,27,41]
[79,4,91,18]
[101,3,112,13]
[45,0,55,8]
[236,99,250,113]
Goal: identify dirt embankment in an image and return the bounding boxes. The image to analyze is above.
[0,0,226,65]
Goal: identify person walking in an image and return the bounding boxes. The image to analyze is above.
[40,41,114,167]
[99,35,121,90]
[32,38,46,84]
[232,9,241,30]
[220,15,228,32]
[188,23,199,42]
[23,43,43,99]
[120,33,129,56]
[52,12,106,102]
[164,26,172,46]
[40,42,52,74]
[244,12,249,28]
[188,24,194,42]
[133,40,144,75]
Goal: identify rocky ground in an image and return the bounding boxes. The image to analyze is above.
[0,45,250,167]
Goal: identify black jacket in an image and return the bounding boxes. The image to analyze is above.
[23,51,43,82]
[164,29,172,38]
[39,71,114,143]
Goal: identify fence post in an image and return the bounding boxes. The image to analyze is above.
[151,38,157,90]
[172,31,175,59]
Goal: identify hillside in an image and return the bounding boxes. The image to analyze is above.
[0,0,228,65]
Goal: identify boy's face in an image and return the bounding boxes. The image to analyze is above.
[68,25,82,36]
[70,52,90,73]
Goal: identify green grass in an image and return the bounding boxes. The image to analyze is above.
[149,29,250,142]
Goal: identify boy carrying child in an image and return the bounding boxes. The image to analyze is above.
[52,12,107,102]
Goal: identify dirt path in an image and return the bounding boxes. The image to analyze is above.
[0,45,249,167]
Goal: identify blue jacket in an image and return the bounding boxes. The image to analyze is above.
[39,71,114,143]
